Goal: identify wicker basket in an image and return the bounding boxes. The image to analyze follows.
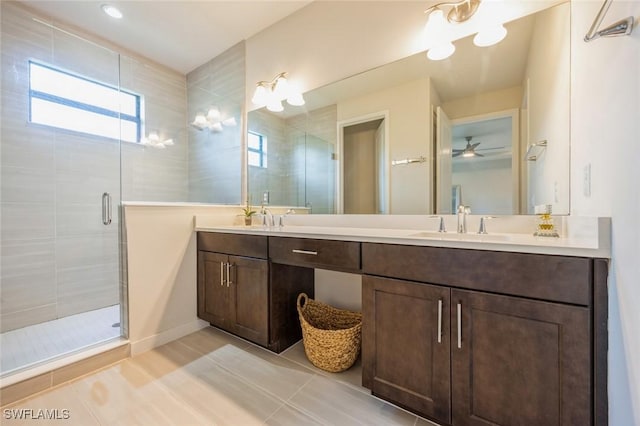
[296,293,363,373]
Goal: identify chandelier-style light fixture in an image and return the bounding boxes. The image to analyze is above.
[424,0,508,61]
[191,107,237,132]
[251,72,305,112]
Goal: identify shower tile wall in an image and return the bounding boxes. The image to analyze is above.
[187,42,244,204]
[286,105,337,214]
[248,109,291,207]
[0,2,188,332]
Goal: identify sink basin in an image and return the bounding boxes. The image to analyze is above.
[408,231,512,242]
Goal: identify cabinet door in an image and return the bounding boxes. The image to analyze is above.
[363,276,451,424]
[451,289,591,426]
[197,251,228,328]
[228,255,269,346]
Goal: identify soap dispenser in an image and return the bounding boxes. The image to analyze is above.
[533,204,559,237]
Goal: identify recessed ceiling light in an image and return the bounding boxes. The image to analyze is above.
[101,4,123,19]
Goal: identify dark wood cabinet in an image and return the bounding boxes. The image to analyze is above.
[196,233,607,426]
[197,232,314,352]
[362,276,451,424]
[451,289,591,426]
[197,250,269,346]
[361,243,607,426]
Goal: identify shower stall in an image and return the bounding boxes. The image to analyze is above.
[0,3,125,377]
[1,1,242,379]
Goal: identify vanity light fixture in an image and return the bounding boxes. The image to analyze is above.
[191,107,238,132]
[141,131,173,149]
[251,72,305,112]
[101,4,123,19]
[424,0,509,60]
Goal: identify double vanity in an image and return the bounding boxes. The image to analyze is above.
[195,218,609,426]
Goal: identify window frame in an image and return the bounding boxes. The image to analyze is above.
[28,60,142,143]
[248,130,268,168]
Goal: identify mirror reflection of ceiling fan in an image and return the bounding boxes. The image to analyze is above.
[453,136,505,158]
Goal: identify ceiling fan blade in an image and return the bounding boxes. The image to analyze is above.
[470,142,480,149]
[453,149,463,153]
[475,152,485,157]
[476,146,506,151]
[453,152,462,157]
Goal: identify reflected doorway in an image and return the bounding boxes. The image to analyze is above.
[338,114,389,214]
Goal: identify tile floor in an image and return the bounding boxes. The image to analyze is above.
[0,305,121,376]
[3,327,440,425]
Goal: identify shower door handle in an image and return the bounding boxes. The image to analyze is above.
[102,192,112,225]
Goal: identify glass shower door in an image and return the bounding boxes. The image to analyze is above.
[0,3,123,376]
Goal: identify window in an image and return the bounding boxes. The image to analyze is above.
[248,131,267,168]
[28,61,141,143]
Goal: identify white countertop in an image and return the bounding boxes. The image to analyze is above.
[194,218,611,258]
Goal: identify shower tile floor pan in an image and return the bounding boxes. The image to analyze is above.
[0,305,120,376]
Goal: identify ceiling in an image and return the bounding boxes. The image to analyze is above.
[17,0,312,74]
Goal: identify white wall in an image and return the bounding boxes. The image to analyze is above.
[524,4,571,215]
[124,205,246,354]
[452,159,513,215]
[570,1,640,424]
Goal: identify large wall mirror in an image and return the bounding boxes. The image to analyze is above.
[247,2,570,215]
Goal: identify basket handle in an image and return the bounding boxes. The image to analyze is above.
[297,293,308,310]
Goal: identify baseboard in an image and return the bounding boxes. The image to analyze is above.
[129,319,208,356]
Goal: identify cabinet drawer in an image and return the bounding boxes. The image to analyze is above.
[198,232,267,259]
[362,243,591,306]
[269,237,361,272]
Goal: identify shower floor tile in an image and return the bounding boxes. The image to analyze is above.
[0,305,120,376]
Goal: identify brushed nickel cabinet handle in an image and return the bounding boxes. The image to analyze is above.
[226,263,232,287]
[220,262,225,286]
[292,249,318,255]
[437,299,443,344]
[457,302,462,349]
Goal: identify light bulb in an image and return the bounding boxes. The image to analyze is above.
[463,151,475,158]
[474,24,507,47]
[427,41,455,60]
[101,4,123,19]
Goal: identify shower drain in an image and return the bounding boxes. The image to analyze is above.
[111,322,120,328]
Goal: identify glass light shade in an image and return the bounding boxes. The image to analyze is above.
[193,114,207,126]
[251,84,268,105]
[210,122,223,132]
[473,24,507,47]
[222,117,237,126]
[427,41,455,60]
[148,131,160,142]
[266,99,284,112]
[287,92,305,106]
[426,9,447,32]
[206,108,220,121]
[463,151,475,157]
[272,75,290,99]
[163,138,174,146]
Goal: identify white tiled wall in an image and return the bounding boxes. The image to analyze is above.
[187,42,245,205]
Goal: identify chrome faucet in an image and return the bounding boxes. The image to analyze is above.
[457,205,470,233]
[261,208,274,228]
[278,209,296,228]
[429,215,447,233]
[478,216,496,234]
